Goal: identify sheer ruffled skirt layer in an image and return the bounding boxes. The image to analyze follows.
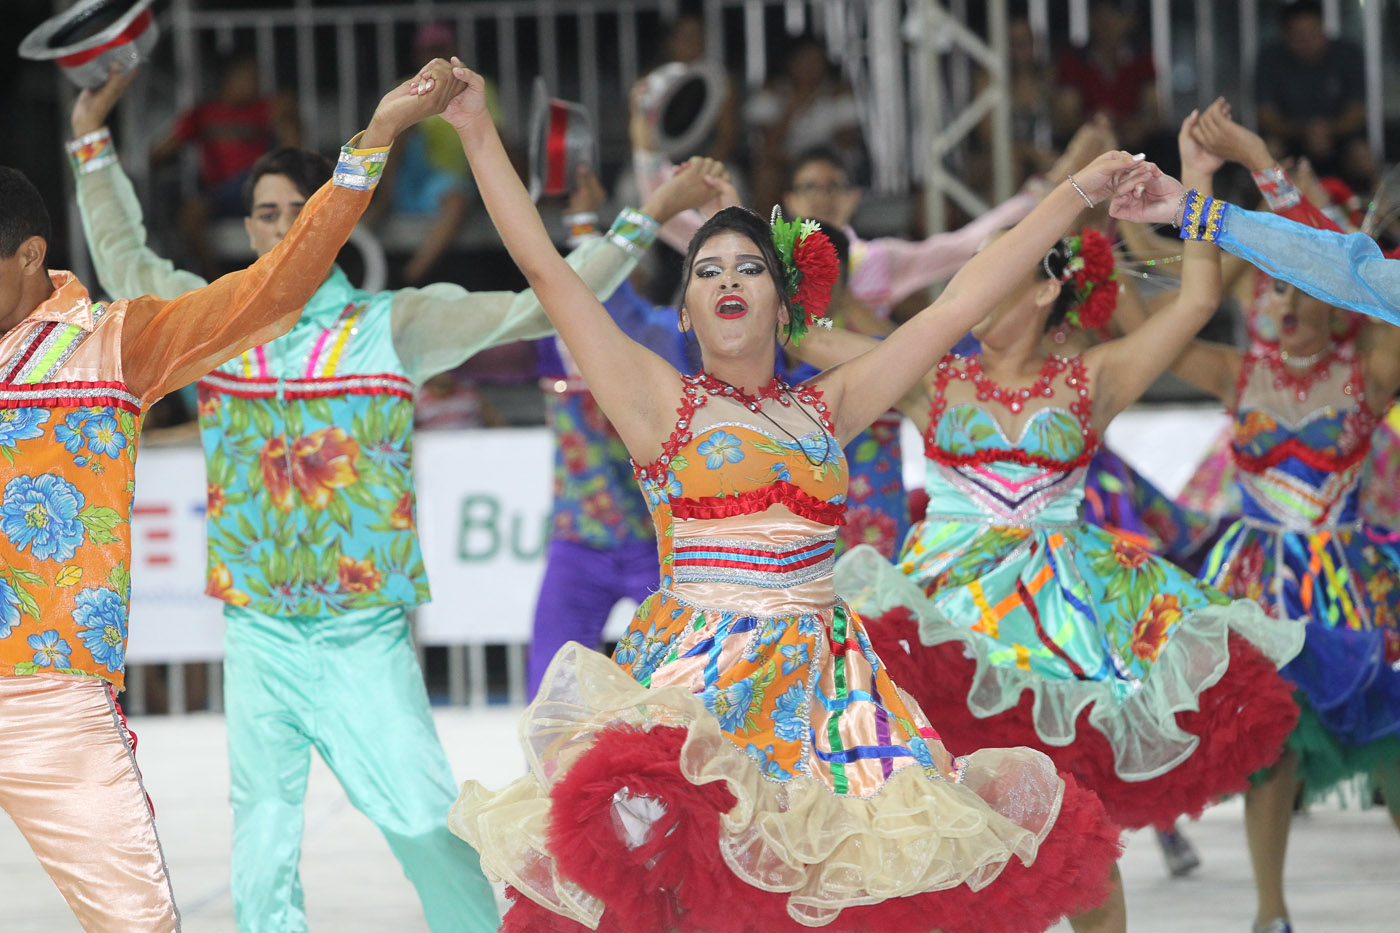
[836,524,1303,828]
[451,606,1115,929]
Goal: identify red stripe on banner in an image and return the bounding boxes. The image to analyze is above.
[544,101,570,195]
[132,505,170,516]
[56,10,154,67]
[144,529,171,540]
[146,555,172,566]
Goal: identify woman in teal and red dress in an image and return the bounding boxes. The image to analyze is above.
[822,115,1303,932]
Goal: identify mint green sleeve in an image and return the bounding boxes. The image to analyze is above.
[389,207,660,385]
[72,149,209,299]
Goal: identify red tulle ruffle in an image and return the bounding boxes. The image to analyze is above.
[865,608,1300,830]
[503,720,1122,932]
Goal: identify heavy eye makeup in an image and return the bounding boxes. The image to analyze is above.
[694,256,767,278]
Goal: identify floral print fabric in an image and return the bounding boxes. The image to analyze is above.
[619,374,962,792]
[197,274,429,617]
[838,413,909,559]
[200,386,425,616]
[0,400,138,686]
[545,389,654,548]
[1202,346,1400,751]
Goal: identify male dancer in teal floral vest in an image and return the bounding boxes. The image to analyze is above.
[67,66,717,932]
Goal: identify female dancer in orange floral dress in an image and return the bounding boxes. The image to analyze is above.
[436,59,1145,932]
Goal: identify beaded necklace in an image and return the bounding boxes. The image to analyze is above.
[931,353,1094,435]
[698,372,834,467]
[1257,340,1351,403]
[963,354,1067,414]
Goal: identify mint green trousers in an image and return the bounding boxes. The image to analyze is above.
[223,604,497,932]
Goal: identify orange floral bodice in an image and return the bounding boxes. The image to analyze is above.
[0,275,141,687]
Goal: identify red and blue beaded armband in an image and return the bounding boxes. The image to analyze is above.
[1178,189,1226,243]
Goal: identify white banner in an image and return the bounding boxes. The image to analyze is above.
[127,407,1235,659]
[413,428,554,645]
[127,446,227,663]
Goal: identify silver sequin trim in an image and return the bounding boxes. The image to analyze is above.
[0,385,140,406]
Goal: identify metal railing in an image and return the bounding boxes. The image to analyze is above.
[54,0,1400,710]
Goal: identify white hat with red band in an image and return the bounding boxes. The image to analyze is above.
[526,76,597,203]
[20,0,158,89]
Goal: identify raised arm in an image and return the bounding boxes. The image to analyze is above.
[120,59,466,401]
[390,164,711,386]
[1086,111,1228,422]
[67,66,209,299]
[1112,166,1400,328]
[816,150,1148,444]
[1113,277,1240,404]
[446,61,717,459]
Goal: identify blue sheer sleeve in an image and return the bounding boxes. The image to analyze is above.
[1216,205,1400,325]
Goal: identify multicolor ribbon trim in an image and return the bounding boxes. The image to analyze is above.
[671,533,836,588]
[198,370,413,401]
[333,140,390,191]
[606,208,659,259]
[66,128,117,175]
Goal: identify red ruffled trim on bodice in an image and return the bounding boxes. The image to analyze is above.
[668,480,846,526]
[925,442,1100,472]
[1232,436,1371,475]
[923,353,1097,470]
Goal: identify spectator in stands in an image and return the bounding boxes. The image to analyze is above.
[69,62,723,933]
[370,23,489,285]
[744,34,863,214]
[1053,0,1159,152]
[1255,0,1374,190]
[149,53,299,280]
[973,8,1057,190]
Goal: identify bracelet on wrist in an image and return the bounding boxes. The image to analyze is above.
[66,127,117,175]
[1067,173,1095,209]
[606,208,659,258]
[1177,189,1226,242]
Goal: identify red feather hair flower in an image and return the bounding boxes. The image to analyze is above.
[792,229,840,322]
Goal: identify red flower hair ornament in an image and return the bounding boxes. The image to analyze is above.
[770,207,840,344]
[1043,227,1118,332]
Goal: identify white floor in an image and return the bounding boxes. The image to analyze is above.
[1,706,1396,932]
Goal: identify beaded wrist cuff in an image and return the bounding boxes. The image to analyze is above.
[606,208,659,258]
[1252,166,1301,212]
[66,128,117,175]
[332,141,389,191]
[1178,190,1226,243]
